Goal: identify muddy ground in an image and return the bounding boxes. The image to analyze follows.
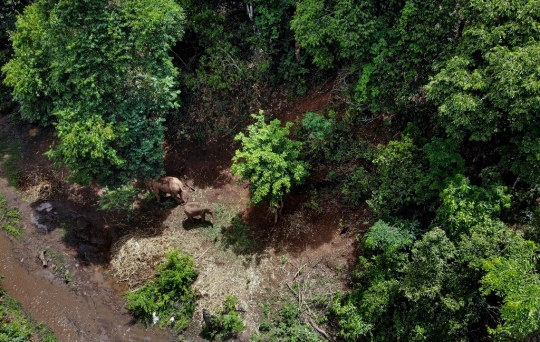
[0,82,371,341]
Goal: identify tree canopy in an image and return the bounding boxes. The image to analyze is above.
[3,0,184,186]
[2,0,540,340]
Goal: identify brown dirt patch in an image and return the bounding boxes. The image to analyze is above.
[0,79,370,341]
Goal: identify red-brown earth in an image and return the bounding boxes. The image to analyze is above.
[0,81,375,341]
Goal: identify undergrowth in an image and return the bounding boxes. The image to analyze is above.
[97,184,138,214]
[202,295,246,341]
[0,284,59,342]
[251,300,325,342]
[125,249,198,332]
[0,193,22,237]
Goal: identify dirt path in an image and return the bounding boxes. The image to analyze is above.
[0,172,175,342]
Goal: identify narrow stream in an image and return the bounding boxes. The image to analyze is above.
[0,176,174,341]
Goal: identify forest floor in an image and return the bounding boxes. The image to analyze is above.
[0,81,375,341]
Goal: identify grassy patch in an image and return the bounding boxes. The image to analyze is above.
[192,204,258,270]
[0,139,22,188]
[0,193,23,237]
[0,284,59,341]
[220,217,257,255]
[198,204,257,256]
[125,249,198,332]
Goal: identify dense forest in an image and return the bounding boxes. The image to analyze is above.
[1,0,540,341]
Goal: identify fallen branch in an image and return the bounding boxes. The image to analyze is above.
[288,282,330,340]
[293,263,306,279]
[37,250,47,267]
[286,282,297,297]
[308,317,330,340]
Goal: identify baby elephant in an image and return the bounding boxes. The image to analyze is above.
[184,202,213,223]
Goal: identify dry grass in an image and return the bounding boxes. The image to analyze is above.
[109,233,174,288]
[110,222,277,335]
[17,168,65,201]
[108,198,347,339]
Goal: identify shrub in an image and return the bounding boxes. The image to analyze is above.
[125,250,198,332]
[299,111,336,161]
[341,166,371,205]
[367,135,429,217]
[97,183,138,212]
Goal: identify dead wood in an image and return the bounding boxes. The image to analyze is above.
[37,250,47,267]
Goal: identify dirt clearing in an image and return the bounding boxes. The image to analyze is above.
[0,81,368,341]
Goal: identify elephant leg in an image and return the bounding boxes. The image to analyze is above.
[174,192,184,204]
[179,190,188,204]
[154,190,161,203]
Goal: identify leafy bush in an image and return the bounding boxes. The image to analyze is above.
[356,131,467,218]
[97,183,138,212]
[125,250,198,332]
[367,134,430,217]
[423,138,465,192]
[202,296,245,340]
[298,111,336,161]
[434,174,511,238]
[341,166,371,205]
[232,110,309,212]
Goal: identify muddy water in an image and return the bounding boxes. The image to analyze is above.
[0,186,173,341]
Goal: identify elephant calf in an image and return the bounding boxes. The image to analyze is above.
[184,202,213,223]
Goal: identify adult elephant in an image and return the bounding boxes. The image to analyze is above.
[145,176,193,204]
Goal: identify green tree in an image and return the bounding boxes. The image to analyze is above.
[292,0,460,114]
[426,0,540,185]
[481,240,540,340]
[231,110,309,221]
[0,0,32,115]
[2,0,184,186]
[334,176,540,341]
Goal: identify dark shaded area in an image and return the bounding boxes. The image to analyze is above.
[5,121,176,268]
[164,134,239,190]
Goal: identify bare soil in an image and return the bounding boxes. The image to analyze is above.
[0,81,371,341]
